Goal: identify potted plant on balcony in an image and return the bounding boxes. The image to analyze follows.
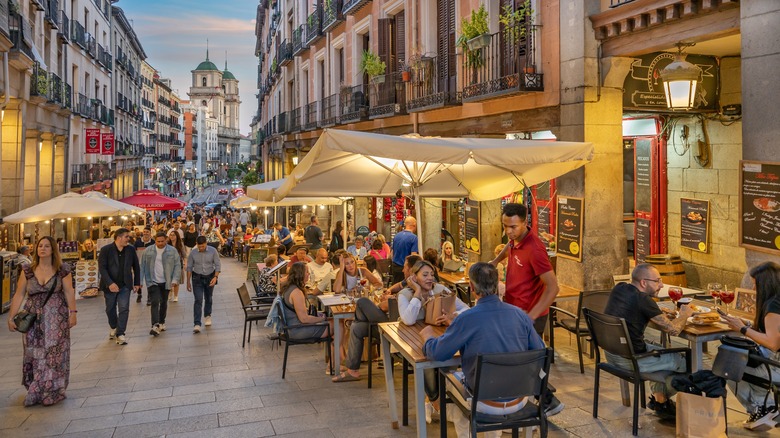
[500,0,535,73]
[399,61,411,82]
[360,50,386,84]
[459,4,490,51]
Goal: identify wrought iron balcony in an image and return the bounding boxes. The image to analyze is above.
[342,0,371,15]
[304,4,323,46]
[292,25,305,56]
[62,82,72,110]
[142,97,154,109]
[30,62,50,101]
[368,73,406,119]
[115,47,127,68]
[461,24,543,103]
[9,14,35,61]
[319,94,339,128]
[322,0,344,32]
[86,33,97,59]
[57,11,70,43]
[49,73,63,105]
[406,54,462,112]
[145,147,156,155]
[339,84,369,124]
[44,0,60,29]
[71,163,115,187]
[303,101,318,131]
[290,107,301,133]
[71,20,86,49]
[278,39,293,66]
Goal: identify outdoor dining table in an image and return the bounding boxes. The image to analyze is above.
[438,271,471,305]
[317,294,355,369]
[379,321,459,438]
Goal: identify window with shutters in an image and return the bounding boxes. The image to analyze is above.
[437,0,456,93]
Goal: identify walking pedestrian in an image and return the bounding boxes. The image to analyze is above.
[139,232,181,336]
[98,228,141,345]
[186,236,221,333]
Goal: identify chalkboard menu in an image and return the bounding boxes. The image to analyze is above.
[464,199,481,254]
[740,160,780,254]
[246,247,269,282]
[537,204,551,235]
[680,198,710,252]
[555,197,583,262]
[635,218,651,262]
[635,138,652,213]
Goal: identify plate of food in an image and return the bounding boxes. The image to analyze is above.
[688,312,720,326]
[685,211,704,224]
[688,304,711,314]
[561,219,576,231]
[753,197,780,213]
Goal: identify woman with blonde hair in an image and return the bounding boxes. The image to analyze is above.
[7,236,77,406]
[437,241,460,271]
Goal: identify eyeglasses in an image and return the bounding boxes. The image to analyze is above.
[641,278,663,283]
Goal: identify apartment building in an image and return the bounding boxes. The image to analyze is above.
[111,5,145,199]
[140,59,155,180]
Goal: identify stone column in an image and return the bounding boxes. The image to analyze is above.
[741,1,780,279]
[53,136,66,198]
[421,198,442,254]
[556,0,626,290]
[23,135,39,209]
[39,134,54,202]
[0,106,23,218]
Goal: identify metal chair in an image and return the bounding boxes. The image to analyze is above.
[236,284,271,348]
[273,298,333,379]
[366,296,398,388]
[376,258,392,287]
[583,308,691,436]
[439,349,554,438]
[548,289,611,373]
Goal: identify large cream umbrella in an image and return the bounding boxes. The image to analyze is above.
[3,192,145,224]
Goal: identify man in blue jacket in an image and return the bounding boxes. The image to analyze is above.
[140,232,182,337]
[98,228,141,345]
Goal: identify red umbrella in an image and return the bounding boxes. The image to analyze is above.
[120,190,187,211]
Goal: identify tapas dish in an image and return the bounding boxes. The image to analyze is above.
[685,211,704,224]
[753,197,780,213]
[688,312,720,326]
[561,219,576,231]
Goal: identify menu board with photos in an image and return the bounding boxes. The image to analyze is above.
[680,198,710,252]
[555,197,583,262]
[464,199,481,254]
[740,160,780,254]
[635,218,651,263]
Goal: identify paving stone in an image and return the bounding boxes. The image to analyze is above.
[124,391,216,413]
[217,401,315,427]
[82,386,173,407]
[169,395,265,419]
[63,407,170,433]
[166,421,276,438]
[111,413,219,438]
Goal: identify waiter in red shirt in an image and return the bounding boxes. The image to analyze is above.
[490,202,563,416]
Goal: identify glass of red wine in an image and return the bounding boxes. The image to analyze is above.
[668,287,683,308]
[720,287,735,315]
[708,283,722,307]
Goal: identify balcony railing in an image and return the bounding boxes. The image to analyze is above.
[145,147,156,155]
[30,62,50,101]
[71,20,86,49]
[62,82,72,109]
[142,97,154,109]
[342,0,371,15]
[339,84,369,124]
[292,25,305,56]
[290,107,301,132]
[406,55,462,112]
[44,0,60,29]
[71,163,115,187]
[97,44,112,70]
[303,101,318,131]
[278,39,293,66]
[322,0,344,32]
[57,10,70,43]
[368,73,406,119]
[304,4,323,46]
[49,73,63,105]
[461,24,543,103]
[9,14,35,61]
[319,94,339,128]
[86,33,97,59]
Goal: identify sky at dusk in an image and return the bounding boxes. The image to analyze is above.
[116,0,258,136]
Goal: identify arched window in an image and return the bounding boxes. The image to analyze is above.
[202,77,207,86]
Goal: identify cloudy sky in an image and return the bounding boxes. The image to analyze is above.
[117,0,258,135]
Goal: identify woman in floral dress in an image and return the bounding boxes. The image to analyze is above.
[7,236,77,406]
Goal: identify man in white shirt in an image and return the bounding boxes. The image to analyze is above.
[239,210,249,229]
[140,232,182,336]
[307,248,333,289]
[167,221,184,240]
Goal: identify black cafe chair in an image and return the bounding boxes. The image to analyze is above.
[273,299,333,379]
[548,289,611,373]
[236,284,271,348]
[583,308,691,436]
[439,349,553,438]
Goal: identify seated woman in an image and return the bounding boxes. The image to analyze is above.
[280,262,331,340]
[398,260,470,422]
[723,261,780,431]
[256,254,280,297]
[423,248,442,282]
[438,241,460,271]
[368,239,388,260]
[333,253,382,293]
[363,255,382,284]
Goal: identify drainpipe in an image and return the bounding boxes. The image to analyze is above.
[0,52,8,216]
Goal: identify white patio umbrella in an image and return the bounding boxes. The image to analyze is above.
[245,178,285,202]
[275,129,594,248]
[3,192,145,224]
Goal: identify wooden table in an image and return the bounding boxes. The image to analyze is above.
[438,271,471,305]
[317,294,355,368]
[379,321,460,438]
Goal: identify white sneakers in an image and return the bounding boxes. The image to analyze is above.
[116,335,128,345]
[159,323,166,331]
[193,325,201,334]
[150,324,161,336]
[173,296,178,302]
[204,316,212,326]
[109,328,117,340]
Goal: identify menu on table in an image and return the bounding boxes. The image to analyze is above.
[555,197,583,262]
[680,198,710,252]
[740,160,780,254]
[464,199,481,254]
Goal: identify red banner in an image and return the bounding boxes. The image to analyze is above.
[85,129,100,154]
[101,133,115,155]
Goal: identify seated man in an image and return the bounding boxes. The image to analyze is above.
[307,248,334,290]
[421,262,544,438]
[317,250,346,293]
[347,236,367,260]
[289,245,313,264]
[605,263,693,419]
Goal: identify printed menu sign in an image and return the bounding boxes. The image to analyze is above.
[740,161,780,254]
[680,198,710,252]
[635,139,652,212]
[555,197,583,262]
[464,199,481,254]
[635,218,651,263]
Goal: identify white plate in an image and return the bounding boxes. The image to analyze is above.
[690,306,711,314]
[687,316,719,326]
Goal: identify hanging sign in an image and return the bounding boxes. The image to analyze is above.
[555,197,583,262]
[85,129,100,154]
[101,133,115,155]
[680,198,710,252]
[740,160,780,254]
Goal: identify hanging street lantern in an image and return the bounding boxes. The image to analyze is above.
[660,42,701,110]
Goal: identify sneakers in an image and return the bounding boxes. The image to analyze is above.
[159,323,166,331]
[146,300,151,306]
[173,296,178,302]
[544,396,565,417]
[109,328,117,340]
[136,294,142,303]
[425,401,433,424]
[744,405,778,431]
[648,396,676,420]
[150,324,161,336]
[204,316,212,326]
[193,325,201,334]
[116,335,128,345]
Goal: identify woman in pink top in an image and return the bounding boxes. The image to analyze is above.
[368,239,388,260]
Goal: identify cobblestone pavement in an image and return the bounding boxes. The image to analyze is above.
[0,255,759,437]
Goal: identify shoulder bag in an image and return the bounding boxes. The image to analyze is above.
[712,334,762,381]
[14,276,59,333]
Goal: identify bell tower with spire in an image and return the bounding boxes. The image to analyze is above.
[188,41,224,121]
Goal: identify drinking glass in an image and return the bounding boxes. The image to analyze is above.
[720,287,735,315]
[668,287,683,308]
[707,283,722,306]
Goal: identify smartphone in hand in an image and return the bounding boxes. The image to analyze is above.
[716,307,727,316]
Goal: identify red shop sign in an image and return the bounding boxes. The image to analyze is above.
[85,129,100,154]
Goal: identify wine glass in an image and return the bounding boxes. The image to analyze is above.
[720,287,735,315]
[707,282,722,306]
[668,287,683,308]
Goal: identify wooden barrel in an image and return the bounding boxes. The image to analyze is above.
[645,254,687,287]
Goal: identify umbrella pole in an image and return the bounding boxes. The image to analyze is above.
[415,191,424,252]
[342,200,347,250]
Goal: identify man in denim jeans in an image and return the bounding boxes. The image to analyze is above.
[186,236,221,333]
[98,228,141,345]
[140,232,182,337]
